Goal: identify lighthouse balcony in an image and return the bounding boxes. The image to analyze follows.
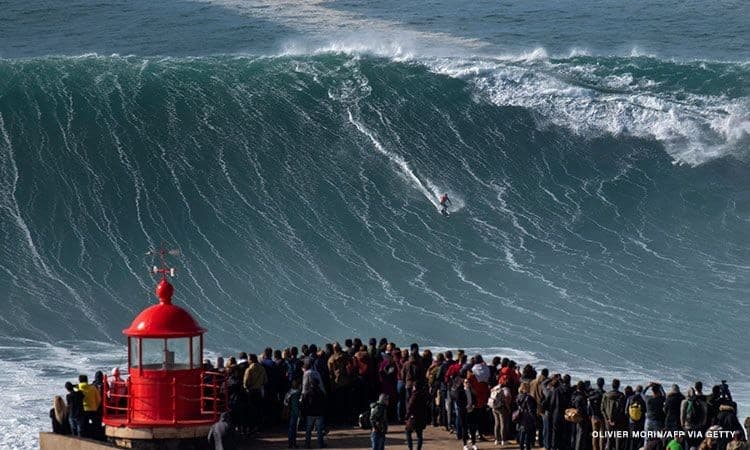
[102,369,227,428]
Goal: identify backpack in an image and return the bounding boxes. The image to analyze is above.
[489,385,503,410]
[449,375,463,401]
[473,364,490,383]
[685,399,703,424]
[286,358,302,382]
[628,400,643,422]
[370,402,386,432]
[514,395,532,423]
[331,354,352,385]
[499,387,513,415]
[610,393,626,421]
[588,390,603,416]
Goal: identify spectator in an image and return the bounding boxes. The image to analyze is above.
[49,395,71,435]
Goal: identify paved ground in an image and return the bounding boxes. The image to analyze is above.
[240,424,525,449]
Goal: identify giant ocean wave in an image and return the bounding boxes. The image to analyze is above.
[0,52,748,398]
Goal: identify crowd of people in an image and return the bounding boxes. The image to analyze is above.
[203,338,749,450]
[50,372,107,440]
[51,338,749,450]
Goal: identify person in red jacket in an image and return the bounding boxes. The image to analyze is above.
[465,371,489,449]
[439,193,452,215]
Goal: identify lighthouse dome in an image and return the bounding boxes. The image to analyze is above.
[123,279,205,337]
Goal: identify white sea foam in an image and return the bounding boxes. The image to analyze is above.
[0,339,125,450]
[202,0,486,58]
[427,56,749,165]
[272,20,748,167]
[347,109,465,214]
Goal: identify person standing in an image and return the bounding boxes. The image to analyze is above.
[714,404,745,450]
[517,382,539,450]
[328,343,354,424]
[548,376,572,450]
[207,412,236,450]
[78,374,101,439]
[461,371,477,450]
[301,378,326,449]
[402,352,425,417]
[65,382,85,437]
[531,368,549,448]
[601,379,627,450]
[643,383,666,447]
[571,382,592,450]
[626,385,646,450]
[405,381,431,450]
[91,370,105,438]
[438,351,455,432]
[370,394,389,450]
[244,354,268,431]
[378,353,399,422]
[491,382,515,446]
[426,353,443,427]
[664,385,685,431]
[50,395,71,435]
[589,378,606,450]
[681,388,707,450]
[284,379,302,448]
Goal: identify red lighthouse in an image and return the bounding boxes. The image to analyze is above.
[102,249,225,448]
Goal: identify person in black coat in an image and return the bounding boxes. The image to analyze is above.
[406,381,432,450]
[547,377,572,450]
[208,412,236,450]
[714,405,745,450]
[516,383,538,450]
[302,378,326,448]
[572,382,592,450]
[664,385,685,431]
[65,382,85,437]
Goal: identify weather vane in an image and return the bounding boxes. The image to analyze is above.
[145,244,180,280]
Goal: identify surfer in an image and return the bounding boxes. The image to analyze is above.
[439,193,451,215]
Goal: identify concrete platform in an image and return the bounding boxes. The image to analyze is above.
[41,425,529,450]
[241,424,524,450]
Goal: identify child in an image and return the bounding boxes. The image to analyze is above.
[284,379,302,448]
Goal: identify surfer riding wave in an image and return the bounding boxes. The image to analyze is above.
[439,193,451,215]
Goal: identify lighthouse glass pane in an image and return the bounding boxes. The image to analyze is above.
[192,336,201,369]
[141,338,164,369]
[166,337,191,370]
[129,338,139,369]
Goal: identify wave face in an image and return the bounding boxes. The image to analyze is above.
[0,53,749,388]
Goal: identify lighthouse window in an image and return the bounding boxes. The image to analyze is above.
[129,338,139,369]
[167,337,191,370]
[192,336,201,369]
[141,338,164,369]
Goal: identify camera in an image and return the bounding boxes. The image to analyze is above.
[719,380,732,400]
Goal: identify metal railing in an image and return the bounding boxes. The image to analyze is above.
[102,370,227,426]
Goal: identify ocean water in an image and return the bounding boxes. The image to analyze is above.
[1,1,749,448]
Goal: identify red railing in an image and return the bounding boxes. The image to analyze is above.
[200,370,227,416]
[102,370,227,426]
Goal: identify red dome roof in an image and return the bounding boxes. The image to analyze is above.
[123,279,205,337]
